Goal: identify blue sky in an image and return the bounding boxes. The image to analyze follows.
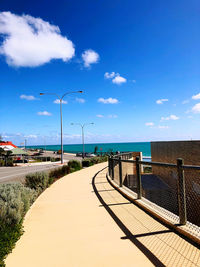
[1,0,200,145]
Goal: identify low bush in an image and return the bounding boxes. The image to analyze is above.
[49,164,71,180]
[0,160,5,167]
[0,183,37,227]
[82,159,93,167]
[68,160,82,171]
[6,158,13,167]
[50,157,60,162]
[25,172,50,194]
[82,156,108,168]
[0,223,23,266]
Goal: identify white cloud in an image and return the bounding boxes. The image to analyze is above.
[96,114,104,118]
[104,72,127,85]
[53,99,67,104]
[37,111,52,116]
[192,103,200,113]
[161,114,179,121]
[145,122,154,127]
[108,114,118,118]
[0,12,75,67]
[112,75,127,85]
[156,99,168,104]
[20,94,37,100]
[192,93,200,100]
[158,125,169,129]
[76,98,85,103]
[104,72,116,79]
[98,97,119,104]
[82,49,99,67]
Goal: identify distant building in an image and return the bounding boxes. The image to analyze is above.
[0,141,27,159]
[0,141,17,151]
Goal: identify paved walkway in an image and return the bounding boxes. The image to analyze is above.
[6,163,200,266]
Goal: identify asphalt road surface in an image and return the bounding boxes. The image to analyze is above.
[0,163,66,184]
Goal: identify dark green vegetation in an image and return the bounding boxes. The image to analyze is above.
[0,183,36,266]
[0,158,105,265]
[82,155,108,167]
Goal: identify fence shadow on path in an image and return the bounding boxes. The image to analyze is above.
[92,167,200,267]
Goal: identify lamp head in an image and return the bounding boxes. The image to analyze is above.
[40,93,44,95]
[79,91,83,93]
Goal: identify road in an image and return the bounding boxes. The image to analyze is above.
[0,162,67,184]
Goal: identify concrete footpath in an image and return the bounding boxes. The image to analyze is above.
[6,163,200,267]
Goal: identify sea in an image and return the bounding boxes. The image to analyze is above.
[26,142,151,157]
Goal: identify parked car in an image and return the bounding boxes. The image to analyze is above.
[85,153,96,158]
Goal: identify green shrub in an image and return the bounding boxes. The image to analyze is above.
[68,160,82,171]
[25,172,50,194]
[0,183,36,226]
[6,158,13,166]
[0,223,23,266]
[49,165,71,180]
[82,159,93,167]
[82,156,108,167]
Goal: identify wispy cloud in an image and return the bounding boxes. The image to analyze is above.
[76,98,85,103]
[182,100,190,104]
[158,125,169,129]
[96,114,104,118]
[145,122,154,127]
[156,99,168,104]
[108,114,118,118]
[98,97,119,104]
[24,134,38,138]
[37,111,52,116]
[161,114,179,121]
[0,12,75,67]
[192,93,200,100]
[20,94,37,100]
[192,103,200,113]
[53,99,67,104]
[82,49,99,67]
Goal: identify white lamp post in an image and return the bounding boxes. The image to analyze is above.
[40,91,83,164]
[71,123,94,158]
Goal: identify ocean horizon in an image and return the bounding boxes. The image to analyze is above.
[26,141,151,157]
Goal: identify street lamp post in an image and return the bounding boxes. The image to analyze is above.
[71,123,94,158]
[40,91,83,164]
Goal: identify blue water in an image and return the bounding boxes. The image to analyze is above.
[26,142,151,157]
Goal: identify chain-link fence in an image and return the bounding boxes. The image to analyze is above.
[108,154,200,232]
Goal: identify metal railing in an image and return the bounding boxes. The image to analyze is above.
[108,153,200,232]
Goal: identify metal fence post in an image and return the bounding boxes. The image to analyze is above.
[111,156,114,180]
[177,158,187,225]
[119,156,122,187]
[108,156,111,176]
[136,156,142,199]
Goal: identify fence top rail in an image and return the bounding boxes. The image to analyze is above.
[111,156,200,169]
[183,165,200,170]
[112,152,132,158]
